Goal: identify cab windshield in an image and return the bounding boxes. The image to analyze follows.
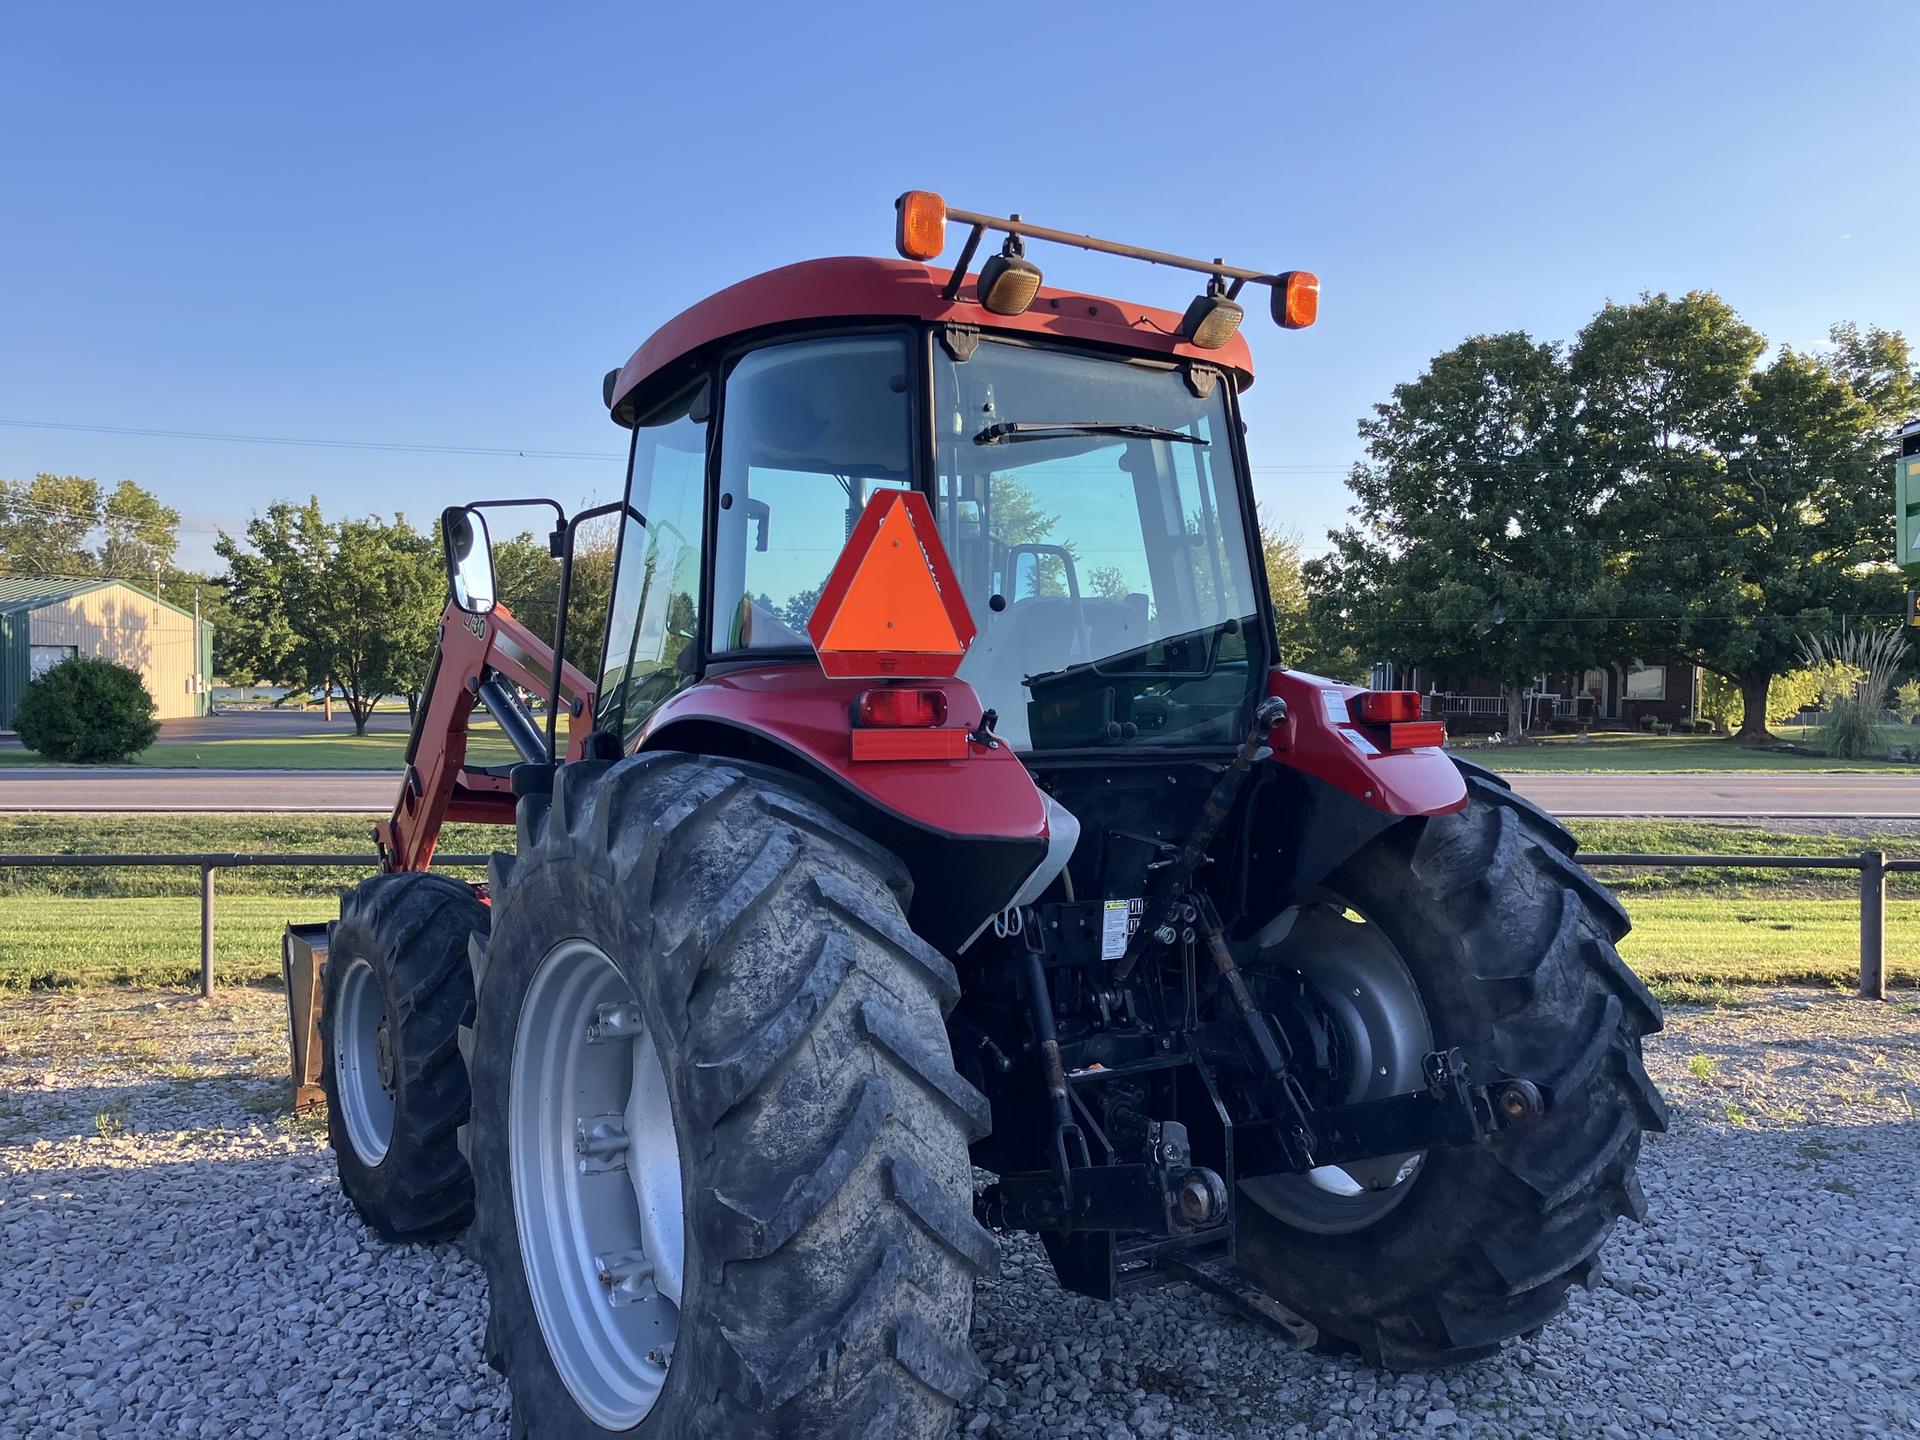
[933,339,1262,751]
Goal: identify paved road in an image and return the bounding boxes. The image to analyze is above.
[0,768,401,811]
[0,709,412,749]
[1509,772,1920,819]
[0,767,1915,817]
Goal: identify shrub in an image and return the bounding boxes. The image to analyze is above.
[13,657,159,763]
[1799,627,1904,761]
[1898,680,1920,726]
[1638,713,1657,732]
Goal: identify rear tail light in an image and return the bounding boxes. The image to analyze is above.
[856,687,948,728]
[1350,690,1423,724]
[1386,720,1447,750]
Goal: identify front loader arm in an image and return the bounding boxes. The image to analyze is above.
[375,600,598,873]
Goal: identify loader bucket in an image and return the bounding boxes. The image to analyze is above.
[282,921,330,1112]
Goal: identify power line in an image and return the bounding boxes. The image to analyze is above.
[0,417,623,463]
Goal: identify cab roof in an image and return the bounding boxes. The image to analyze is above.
[606,256,1256,426]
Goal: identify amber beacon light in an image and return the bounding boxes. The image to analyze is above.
[894,190,948,261]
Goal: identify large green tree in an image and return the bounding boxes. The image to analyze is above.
[0,474,105,575]
[1261,519,1361,681]
[99,479,182,582]
[1307,332,1606,736]
[0,474,185,589]
[216,500,440,733]
[1575,294,1912,743]
[490,524,619,678]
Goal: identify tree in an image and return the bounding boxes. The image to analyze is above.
[491,525,619,678]
[0,474,101,575]
[1307,333,1604,736]
[1262,519,1362,681]
[1576,295,1913,744]
[99,479,181,582]
[0,476,189,607]
[216,500,440,733]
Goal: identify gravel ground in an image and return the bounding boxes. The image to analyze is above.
[2,986,1916,1439]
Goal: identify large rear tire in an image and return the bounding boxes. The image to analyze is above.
[462,753,996,1439]
[320,870,486,1242]
[1235,768,1667,1367]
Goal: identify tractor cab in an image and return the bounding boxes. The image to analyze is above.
[592,195,1319,769]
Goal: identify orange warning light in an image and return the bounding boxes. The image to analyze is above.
[807,489,976,679]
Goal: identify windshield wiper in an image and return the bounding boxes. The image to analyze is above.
[973,420,1208,447]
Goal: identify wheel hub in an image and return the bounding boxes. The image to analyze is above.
[332,957,397,1167]
[1240,901,1435,1234]
[510,939,684,1430]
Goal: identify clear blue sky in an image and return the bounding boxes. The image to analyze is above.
[3,1,1914,575]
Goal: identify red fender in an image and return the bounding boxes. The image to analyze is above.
[636,664,1049,951]
[637,665,1047,841]
[1265,669,1467,817]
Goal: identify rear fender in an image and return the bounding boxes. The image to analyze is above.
[1238,670,1469,926]
[636,664,1048,952]
[1265,669,1467,817]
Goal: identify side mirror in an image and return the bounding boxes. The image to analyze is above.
[441,505,497,614]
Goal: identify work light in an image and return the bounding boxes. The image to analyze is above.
[976,238,1042,316]
[1180,283,1244,349]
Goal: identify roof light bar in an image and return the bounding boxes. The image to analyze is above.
[894,190,1315,328]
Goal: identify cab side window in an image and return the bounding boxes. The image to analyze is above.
[598,384,708,742]
[709,335,913,652]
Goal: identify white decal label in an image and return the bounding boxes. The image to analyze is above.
[1101,899,1140,960]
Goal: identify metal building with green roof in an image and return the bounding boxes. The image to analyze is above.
[0,576,213,729]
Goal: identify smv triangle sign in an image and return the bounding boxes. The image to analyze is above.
[807,489,976,679]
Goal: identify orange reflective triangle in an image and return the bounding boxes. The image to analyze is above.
[808,490,975,678]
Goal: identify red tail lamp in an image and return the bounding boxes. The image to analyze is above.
[856,687,949,728]
[1350,690,1423,724]
[1273,270,1319,329]
[895,190,948,261]
[1386,721,1448,750]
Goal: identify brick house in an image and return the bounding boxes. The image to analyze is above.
[1367,660,1701,735]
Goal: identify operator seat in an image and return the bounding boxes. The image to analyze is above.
[965,596,1088,749]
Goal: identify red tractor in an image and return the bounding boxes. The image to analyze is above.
[313,194,1665,1439]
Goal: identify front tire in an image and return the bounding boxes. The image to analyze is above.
[320,870,486,1242]
[463,753,997,1439]
[1235,768,1668,1367]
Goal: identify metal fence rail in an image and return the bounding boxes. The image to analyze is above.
[0,852,488,997]
[1580,850,1916,1000]
[0,848,1911,1000]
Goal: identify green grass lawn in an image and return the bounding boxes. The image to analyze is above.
[2,891,1907,997]
[1460,727,1910,774]
[0,722,519,770]
[3,814,1914,995]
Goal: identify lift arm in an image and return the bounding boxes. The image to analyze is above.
[375,600,598,873]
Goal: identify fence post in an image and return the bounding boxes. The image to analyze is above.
[1859,850,1886,1002]
[200,863,215,1000]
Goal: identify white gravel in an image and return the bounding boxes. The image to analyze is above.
[2,987,1916,1439]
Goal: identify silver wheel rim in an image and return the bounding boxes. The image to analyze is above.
[1241,901,1433,1234]
[333,957,395,1167]
[510,938,683,1429]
